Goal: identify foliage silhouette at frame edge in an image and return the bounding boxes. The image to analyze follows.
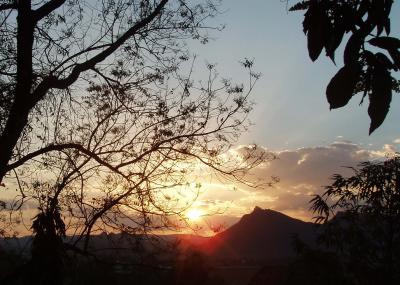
[291,0,399,134]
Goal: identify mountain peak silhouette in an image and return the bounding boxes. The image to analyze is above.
[202,207,316,261]
[246,207,292,220]
[253,206,263,212]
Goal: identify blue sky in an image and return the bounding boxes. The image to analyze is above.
[178,1,400,229]
[191,0,400,150]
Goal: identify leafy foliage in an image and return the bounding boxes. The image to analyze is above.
[288,236,352,285]
[310,154,400,284]
[30,198,66,285]
[291,0,398,134]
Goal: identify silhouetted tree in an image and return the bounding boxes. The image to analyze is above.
[310,154,400,284]
[291,0,399,134]
[0,1,274,284]
[26,197,66,285]
[286,236,352,285]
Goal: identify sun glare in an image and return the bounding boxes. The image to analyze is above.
[186,209,203,221]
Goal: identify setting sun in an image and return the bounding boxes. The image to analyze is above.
[186,209,204,221]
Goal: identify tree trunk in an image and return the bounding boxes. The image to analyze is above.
[0,1,34,183]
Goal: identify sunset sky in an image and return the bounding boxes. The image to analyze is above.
[1,1,399,237]
[183,0,400,233]
[1,5,400,285]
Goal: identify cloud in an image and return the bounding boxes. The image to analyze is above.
[263,142,368,185]
[195,141,398,224]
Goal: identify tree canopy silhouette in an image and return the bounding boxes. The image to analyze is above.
[0,1,273,284]
[310,154,400,284]
[291,0,399,134]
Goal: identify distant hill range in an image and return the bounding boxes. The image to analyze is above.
[1,207,319,263]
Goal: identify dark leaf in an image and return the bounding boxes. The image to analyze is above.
[370,0,386,36]
[368,68,392,134]
[384,0,393,17]
[388,49,400,70]
[341,3,357,33]
[344,34,363,65]
[369,36,400,50]
[384,16,391,35]
[375,52,395,70]
[289,1,310,11]
[302,7,312,34]
[326,64,361,109]
[325,25,345,63]
[377,23,384,37]
[357,0,370,20]
[305,3,327,61]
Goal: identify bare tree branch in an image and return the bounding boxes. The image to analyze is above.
[33,0,169,101]
[0,2,17,12]
[6,143,128,178]
[33,0,66,22]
